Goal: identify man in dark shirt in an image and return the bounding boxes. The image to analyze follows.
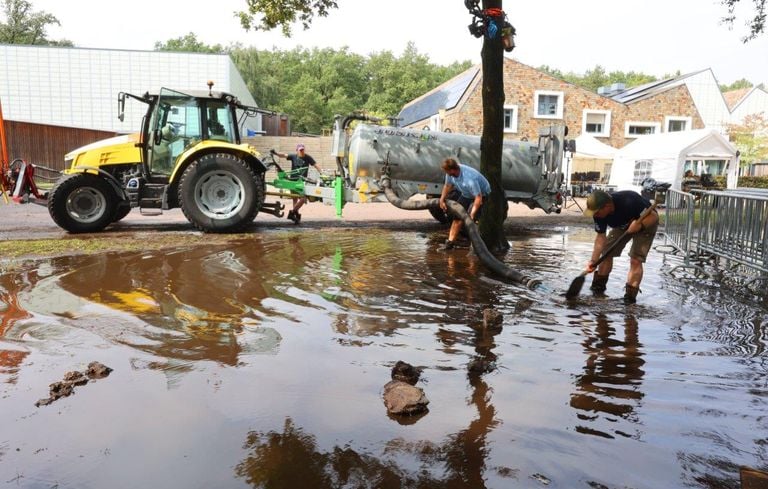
[583,190,659,304]
[271,144,319,224]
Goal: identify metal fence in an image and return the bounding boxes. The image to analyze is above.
[661,188,768,286]
[697,190,768,276]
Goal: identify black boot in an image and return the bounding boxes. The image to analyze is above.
[590,274,610,294]
[623,284,641,304]
[287,210,295,222]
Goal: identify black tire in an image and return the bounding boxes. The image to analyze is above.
[47,173,117,233]
[112,201,132,222]
[428,193,509,226]
[178,152,263,233]
[427,191,460,225]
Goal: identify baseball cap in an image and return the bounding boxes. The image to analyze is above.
[583,190,612,218]
[296,144,305,151]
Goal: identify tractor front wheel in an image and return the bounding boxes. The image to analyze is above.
[48,173,117,233]
[178,153,263,233]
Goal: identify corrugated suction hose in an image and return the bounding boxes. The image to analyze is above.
[380,175,541,289]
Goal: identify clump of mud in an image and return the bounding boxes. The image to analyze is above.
[35,361,113,407]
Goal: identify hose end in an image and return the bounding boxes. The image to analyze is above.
[525,277,542,289]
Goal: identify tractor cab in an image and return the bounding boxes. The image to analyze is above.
[145,88,239,177]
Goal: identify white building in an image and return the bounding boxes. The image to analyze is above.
[0,44,262,134]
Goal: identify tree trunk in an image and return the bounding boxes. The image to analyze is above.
[478,0,508,252]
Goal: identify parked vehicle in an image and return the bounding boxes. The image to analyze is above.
[47,85,282,233]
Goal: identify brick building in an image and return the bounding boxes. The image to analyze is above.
[398,58,707,151]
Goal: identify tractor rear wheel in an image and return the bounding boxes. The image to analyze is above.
[178,153,263,233]
[48,173,117,233]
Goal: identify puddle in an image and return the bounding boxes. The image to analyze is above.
[0,227,766,488]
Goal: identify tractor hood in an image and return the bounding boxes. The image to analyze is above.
[65,133,142,170]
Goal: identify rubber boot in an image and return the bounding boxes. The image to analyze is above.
[590,274,610,294]
[623,284,641,304]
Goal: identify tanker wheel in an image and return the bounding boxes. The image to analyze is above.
[178,152,262,233]
[427,191,460,225]
[112,201,132,222]
[47,173,117,233]
[427,194,509,225]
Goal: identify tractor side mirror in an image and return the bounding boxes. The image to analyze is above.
[118,92,126,122]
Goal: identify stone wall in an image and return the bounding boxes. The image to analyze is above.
[245,135,336,168]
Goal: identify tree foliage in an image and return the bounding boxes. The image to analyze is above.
[726,113,768,167]
[237,0,338,36]
[537,64,659,92]
[154,32,229,54]
[227,45,470,134]
[0,0,71,46]
[721,0,767,41]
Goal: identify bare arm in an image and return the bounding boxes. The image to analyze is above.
[586,233,607,272]
[470,193,483,220]
[439,183,454,211]
[626,208,659,234]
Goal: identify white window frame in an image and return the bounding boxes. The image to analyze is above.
[503,104,519,133]
[624,121,661,138]
[429,114,441,132]
[533,90,564,119]
[664,116,692,132]
[582,109,611,137]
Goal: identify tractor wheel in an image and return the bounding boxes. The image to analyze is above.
[178,152,263,233]
[47,173,117,233]
[112,201,132,222]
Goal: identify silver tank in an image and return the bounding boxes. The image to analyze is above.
[346,124,543,196]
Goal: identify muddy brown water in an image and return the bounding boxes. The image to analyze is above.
[1,226,766,488]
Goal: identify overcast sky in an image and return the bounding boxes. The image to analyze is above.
[30,0,768,87]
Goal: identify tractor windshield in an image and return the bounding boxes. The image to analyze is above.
[149,89,203,175]
[205,101,236,143]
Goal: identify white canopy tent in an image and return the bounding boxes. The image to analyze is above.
[608,129,739,191]
[573,134,618,159]
[565,134,618,191]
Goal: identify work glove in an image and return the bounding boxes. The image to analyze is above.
[269,148,276,155]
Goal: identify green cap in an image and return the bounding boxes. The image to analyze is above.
[584,190,612,218]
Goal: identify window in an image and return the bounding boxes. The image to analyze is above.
[503,104,519,133]
[534,90,564,119]
[625,121,661,138]
[582,109,611,137]
[428,114,441,132]
[632,159,653,185]
[665,116,692,132]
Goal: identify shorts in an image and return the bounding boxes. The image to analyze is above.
[604,215,658,263]
[454,194,485,220]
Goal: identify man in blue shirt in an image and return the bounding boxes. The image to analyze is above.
[438,158,491,250]
[583,190,658,304]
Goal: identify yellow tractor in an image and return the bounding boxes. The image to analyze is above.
[48,84,282,233]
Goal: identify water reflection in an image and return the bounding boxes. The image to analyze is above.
[0,273,31,384]
[1,227,767,488]
[237,319,507,488]
[570,313,645,439]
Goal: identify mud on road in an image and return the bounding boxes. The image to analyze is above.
[0,197,589,265]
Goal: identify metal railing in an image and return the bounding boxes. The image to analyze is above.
[661,188,768,287]
[661,189,707,276]
[697,190,768,276]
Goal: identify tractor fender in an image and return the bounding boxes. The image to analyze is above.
[169,143,267,183]
[65,166,129,202]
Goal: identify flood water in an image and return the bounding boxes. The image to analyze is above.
[1,225,766,489]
